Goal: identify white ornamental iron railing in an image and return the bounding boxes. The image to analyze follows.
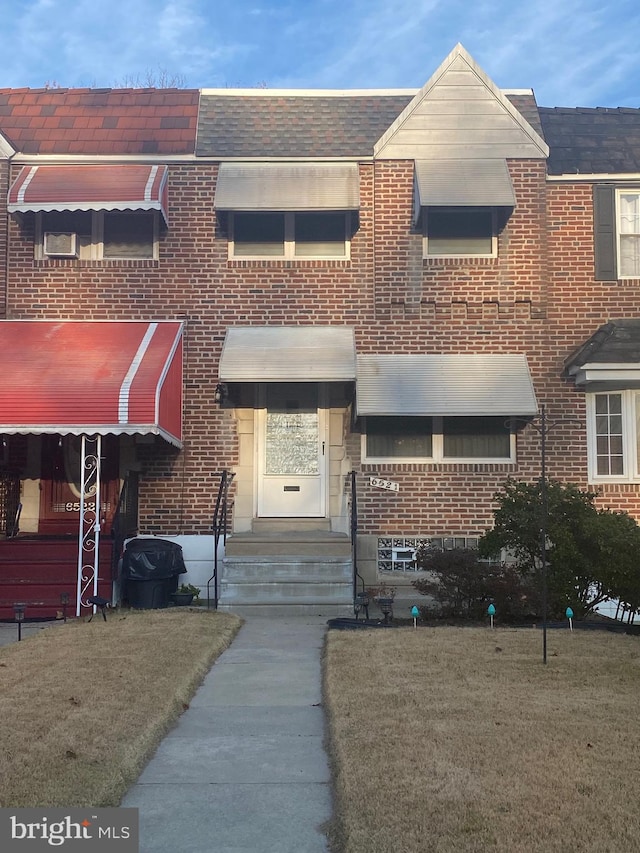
[76,434,101,617]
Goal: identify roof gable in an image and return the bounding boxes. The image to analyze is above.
[374,44,548,160]
[0,129,14,158]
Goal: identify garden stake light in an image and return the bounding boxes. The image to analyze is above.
[378,596,393,624]
[411,605,419,630]
[566,606,574,631]
[354,591,370,621]
[13,602,25,642]
[488,603,496,628]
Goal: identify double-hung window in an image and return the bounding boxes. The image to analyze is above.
[594,186,640,280]
[36,210,158,260]
[363,416,513,463]
[424,207,497,258]
[230,211,350,259]
[587,391,640,481]
[618,191,640,278]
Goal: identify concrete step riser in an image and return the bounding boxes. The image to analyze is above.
[219,583,352,605]
[225,543,351,557]
[251,519,332,533]
[217,604,355,618]
[222,562,352,583]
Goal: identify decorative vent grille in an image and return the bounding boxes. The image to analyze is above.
[377,536,481,572]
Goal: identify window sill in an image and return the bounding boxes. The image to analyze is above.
[362,460,516,469]
[423,256,498,265]
[34,259,159,269]
[228,258,351,267]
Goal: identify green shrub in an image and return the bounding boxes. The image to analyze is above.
[413,546,537,621]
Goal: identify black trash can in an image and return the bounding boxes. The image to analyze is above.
[121,538,187,609]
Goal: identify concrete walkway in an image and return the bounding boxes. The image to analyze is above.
[121,616,332,853]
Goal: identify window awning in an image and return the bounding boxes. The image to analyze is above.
[0,321,183,446]
[214,163,360,211]
[413,159,515,220]
[219,326,356,382]
[356,354,537,416]
[8,165,169,224]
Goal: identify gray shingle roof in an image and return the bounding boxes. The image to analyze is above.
[539,107,640,175]
[564,320,640,374]
[196,92,541,159]
[196,94,412,158]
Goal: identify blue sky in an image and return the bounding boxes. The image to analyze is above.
[1,0,639,107]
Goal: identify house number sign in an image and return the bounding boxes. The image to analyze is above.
[370,477,400,492]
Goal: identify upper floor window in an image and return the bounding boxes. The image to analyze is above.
[363,415,513,463]
[618,191,640,278]
[229,211,350,259]
[423,208,496,258]
[36,210,158,261]
[594,185,640,280]
[586,390,640,481]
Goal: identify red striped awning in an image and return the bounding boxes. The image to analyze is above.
[7,165,169,224]
[0,321,183,446]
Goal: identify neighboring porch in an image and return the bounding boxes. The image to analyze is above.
[0,320,183,619]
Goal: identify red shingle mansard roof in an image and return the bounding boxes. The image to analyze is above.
[0,88,200,155]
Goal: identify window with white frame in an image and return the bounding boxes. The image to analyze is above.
[363,416,514,463]
[618,191,640,278]
[423,208,496,258]
[229,211,350,259]
[36,210,158,260]
[586,390,640,481]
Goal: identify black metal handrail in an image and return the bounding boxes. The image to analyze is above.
[207,470,234,609]
[349,470,366,603]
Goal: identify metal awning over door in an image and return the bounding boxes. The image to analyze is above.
[0,320,183,446]
[219,326,357,382]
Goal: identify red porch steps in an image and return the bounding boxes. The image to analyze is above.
[0,537,114,620]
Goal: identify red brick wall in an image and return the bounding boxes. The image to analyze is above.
[6,158,640,536]
[0,159,8,317]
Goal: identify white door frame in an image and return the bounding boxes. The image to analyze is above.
[254,382,328,518]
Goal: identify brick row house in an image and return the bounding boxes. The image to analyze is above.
[1,44,640,617]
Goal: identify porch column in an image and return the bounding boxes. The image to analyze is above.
[76,435,102,616]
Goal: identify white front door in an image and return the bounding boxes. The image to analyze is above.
[257,383,327,517]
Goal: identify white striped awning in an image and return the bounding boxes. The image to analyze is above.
[356,354,537,416]
[8,164,169,224]
[0,321,183,446]
[219,326,356,382]
[214,163,360,211]
[414,159,515,216]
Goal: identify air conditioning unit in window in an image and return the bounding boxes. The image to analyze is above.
[43,231,78,258]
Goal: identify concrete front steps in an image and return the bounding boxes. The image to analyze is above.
[218,523,354,616]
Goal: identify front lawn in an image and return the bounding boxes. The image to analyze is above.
[324,625,640,852]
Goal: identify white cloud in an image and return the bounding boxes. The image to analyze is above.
[0,0,638,105]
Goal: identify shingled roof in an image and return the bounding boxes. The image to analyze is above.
[539,107,640,175]
[196,92,542,159]
[564,320,640,375]
[0,88,200,155]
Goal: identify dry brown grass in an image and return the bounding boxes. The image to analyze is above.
[324,626,640,853]
[0,608,241,807]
